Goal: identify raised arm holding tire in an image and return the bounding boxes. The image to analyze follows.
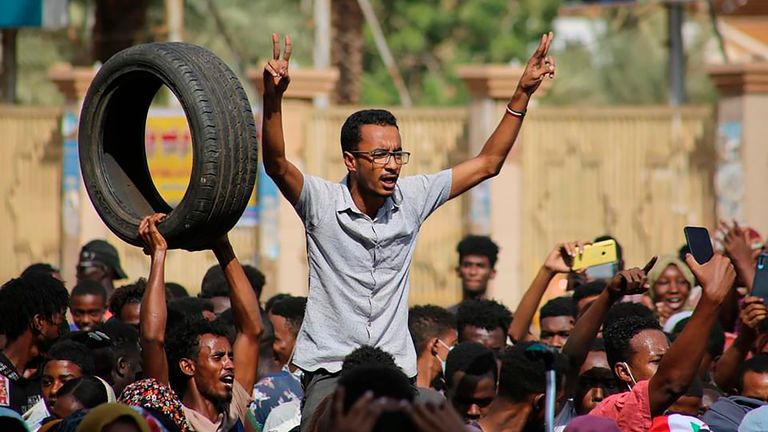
[138,214,262,429]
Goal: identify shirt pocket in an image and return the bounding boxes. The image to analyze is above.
[376,232,414,269]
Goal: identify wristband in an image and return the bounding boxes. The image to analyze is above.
[506,105,526,118]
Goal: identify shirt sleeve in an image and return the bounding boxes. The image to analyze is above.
[230,381,254,427]
[294,175,334,228]
[589,380,651,432]
[399,169,452,224]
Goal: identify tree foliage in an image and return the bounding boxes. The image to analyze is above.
[362,0,563,105]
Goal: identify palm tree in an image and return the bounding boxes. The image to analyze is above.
[92,0,150,63]
[331,0,364,104]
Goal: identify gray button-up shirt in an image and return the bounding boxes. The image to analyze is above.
[292,169,452,377]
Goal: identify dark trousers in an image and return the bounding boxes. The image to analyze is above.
[299,369,340,432]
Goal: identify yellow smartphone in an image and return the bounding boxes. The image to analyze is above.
[571,239,618,271]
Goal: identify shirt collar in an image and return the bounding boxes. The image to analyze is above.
[337,175,402,214]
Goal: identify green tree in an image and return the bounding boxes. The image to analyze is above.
[544,5,716,106]
[362,0,562,105]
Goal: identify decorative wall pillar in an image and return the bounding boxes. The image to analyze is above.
[247,67,338,298]
[707,63,768,236]
[48,63,98,285]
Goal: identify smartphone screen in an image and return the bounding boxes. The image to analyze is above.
[586,262,618,280]
[753,253,768,300]
[684,226,714,264]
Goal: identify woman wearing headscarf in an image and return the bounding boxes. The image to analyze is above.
[648,256,696,326]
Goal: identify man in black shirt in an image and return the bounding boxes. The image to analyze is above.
[0,273,69,413]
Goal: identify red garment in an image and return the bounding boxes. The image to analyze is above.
[589,380,651,432]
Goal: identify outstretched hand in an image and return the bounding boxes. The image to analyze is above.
[139,213,167,257]
[325,387,399,432]
[517,32,556,96]
[263,33,292,96]
[607,256,657,300]
[685,253,736,305]
[740,296,768,331]
[544,241,588,274]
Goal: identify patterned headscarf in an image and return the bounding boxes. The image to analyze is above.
[118,378,191,432]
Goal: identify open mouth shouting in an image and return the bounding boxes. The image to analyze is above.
[380,174,398,191]
[220,373,234,390]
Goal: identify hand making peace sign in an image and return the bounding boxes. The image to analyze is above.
[263,33,292,96]
[517,32,556,96]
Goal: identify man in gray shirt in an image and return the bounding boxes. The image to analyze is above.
[261,32,556,430]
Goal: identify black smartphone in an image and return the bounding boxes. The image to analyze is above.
[684,226,714,264]
[753,253,768,301]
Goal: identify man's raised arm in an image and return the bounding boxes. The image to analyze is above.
[138,214,171,385]
[449,32,555,200]
[262,33,304,205]
[212,236,264,391]
[648,254,736,416]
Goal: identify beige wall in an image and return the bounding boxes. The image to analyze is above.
[0,102,719,311]
[496,106,716,306]
[0,106,63,281]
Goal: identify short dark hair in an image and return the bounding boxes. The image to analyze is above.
[71,280,108,302]
[498,342,565,402]
[200,265,265,300]
[265,293,292,314]
[21,263,60,278]
[0,273,69,340]
[270,296,307,335]
[165,282,189,299]
[456,299,512,338]
[408,305,456,354]
[540,297,577,321]
[572,280,607,304]
[96,318,139,346]
[338,366,416,432]
[342,345,398,375]
[56,376,108,409]
[340,109,399,153]
[168,297,215,320]
[457,235,500,268]
[243,265,266,301]
[604,302,657,327]
[165,317,231,393]
[737,354,768,393]
[200,266,228,299]
[46,340,95,375]
[590,338,606,352]
[445,342,498,388]
[603,313,663,368]
[109,279,146,316]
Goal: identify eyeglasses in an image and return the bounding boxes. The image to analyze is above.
[348,150,411,166]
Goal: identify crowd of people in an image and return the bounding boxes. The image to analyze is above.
[3,220,768,432]
[2,32,767,432]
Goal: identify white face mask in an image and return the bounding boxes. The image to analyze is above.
[619,362,638,390]
[435,339,453,375]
